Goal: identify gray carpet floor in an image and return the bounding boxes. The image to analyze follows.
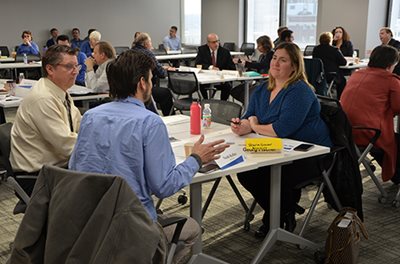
[1,168,400,264]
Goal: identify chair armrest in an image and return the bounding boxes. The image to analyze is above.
[7,176,30,204]
[158,216,187,244]
[352,126,381,144]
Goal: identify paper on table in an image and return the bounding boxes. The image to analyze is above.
[214,143,245,170]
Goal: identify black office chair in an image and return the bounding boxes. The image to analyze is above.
[152,47,167,55]
[223,42,235,51]
[167,71,201,114]
[351,126,390,204]
[197,100,252,218]
[240,42,255,59]
[0,46,10,57]
[0,123,37,214]
[9,165,187,264]
[114,46,129,56]
[303,58,328,96]
[303,45,316,57]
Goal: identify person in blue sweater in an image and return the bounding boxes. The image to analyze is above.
[80,30,101,57]
[231,42,332,238]
[17,30,40,55]
[56,35,87,86]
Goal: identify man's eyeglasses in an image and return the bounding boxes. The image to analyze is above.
[56,63,82,71]
[208,40,220,44]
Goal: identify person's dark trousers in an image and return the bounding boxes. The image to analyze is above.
[200,83,231,101]
[237,156,322,228]
[152,86,173,116]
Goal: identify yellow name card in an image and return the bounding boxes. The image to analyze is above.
[245,138,283,153]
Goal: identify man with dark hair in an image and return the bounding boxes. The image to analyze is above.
[69,50,229,263]
[85,41,116,92]
[273,26,288,46]
[10,45,82,194]
[57,34,87,86]
[71,28,83,49]
[46,28,59,48]
[279,29,295,44]
[163,25,181,51]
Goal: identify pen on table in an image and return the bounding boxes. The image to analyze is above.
[228,119,241,125]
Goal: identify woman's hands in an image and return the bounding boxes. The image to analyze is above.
[230,118,252,136]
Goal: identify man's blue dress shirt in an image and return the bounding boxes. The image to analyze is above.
[244,80,332,147]
[163,35,181,51]
[80,41,93,57]
[76,51,87,85]
[71,39,84,49]
[69,97,200,221]
[17,42,40,55]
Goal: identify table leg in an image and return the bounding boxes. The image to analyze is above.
[190,182,203,254]
[251,164,319,264]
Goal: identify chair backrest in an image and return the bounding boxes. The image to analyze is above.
[201,99,242,125]
[0,46,10,57]
[303,45,316,56]
[240,43,255,56]
[316,95,364,220]
[9,165,167,263]
[223,42,235,51]
[152,48,166,55]
[114,46,129,56]
[15,54,41,62]
[168,71,199,96]
[158,43,165,51]
[0,123,13,177]
[304,58,328,96]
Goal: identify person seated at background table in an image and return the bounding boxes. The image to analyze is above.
[46,28,59,48]
[275,29,294,46]
[195,33,236,100]
[80,30,101,57]
[273,26,288,47]
[231,35,274,103]
[163,25,181,51]
[10,45,82,195]
[69,50,229,263]
[243,35,274,74]
[313,32,347,99]
[341,45,400,184]
[85,41,116,93]
[17,30,40,55]
[331,26,354,57]
[83,28,96,42]
[71,27,84,49]
[379,27,400,76]
[132,32,174,116]
[57,35,87,86]
[231,42,332,238]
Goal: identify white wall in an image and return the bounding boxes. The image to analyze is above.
[0,0,180,52]
[317,0,388,58]
[201,0,244,50]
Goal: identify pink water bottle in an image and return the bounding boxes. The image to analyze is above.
[190,101,201,135]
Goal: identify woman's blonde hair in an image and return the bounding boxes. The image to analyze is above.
[268,42,313,91]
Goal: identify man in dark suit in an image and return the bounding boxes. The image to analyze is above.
[195,33,236,100]
[380,27,400,76]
